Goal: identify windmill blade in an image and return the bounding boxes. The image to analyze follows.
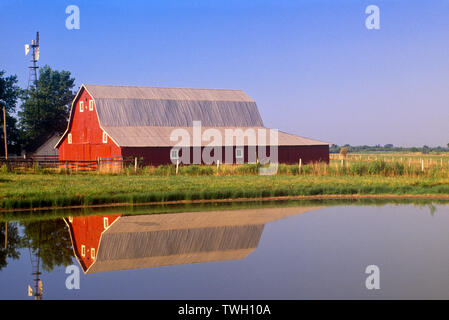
[25,44,30,55]
[38,280,43,294]
[27,285,33,296]
[36,32,39,46]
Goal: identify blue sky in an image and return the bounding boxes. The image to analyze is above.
[1,0,448,147]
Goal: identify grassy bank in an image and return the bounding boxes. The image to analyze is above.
[1,172,449,210]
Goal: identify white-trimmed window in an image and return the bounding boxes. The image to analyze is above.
[91,248,96,259]
[102,131,108,143]
[68,133,72,144]
[79,101,84,112]
[81,245,86,257]
[236,147,244,159]
[103,217,109,229]
[89,100,94,111]
[170,148,179,161]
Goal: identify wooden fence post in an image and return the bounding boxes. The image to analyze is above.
[134,157,138,173]
[176,159,179,175]
[3,106,7,161]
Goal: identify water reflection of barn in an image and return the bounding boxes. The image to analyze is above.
[64,206,319,273]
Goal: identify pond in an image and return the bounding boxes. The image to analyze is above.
[1,199,449,299]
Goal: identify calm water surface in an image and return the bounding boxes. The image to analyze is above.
[1,200,449,299]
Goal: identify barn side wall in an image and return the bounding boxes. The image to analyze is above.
[121,145,329,166]
[58,88,121,161]
[278,145,329,164]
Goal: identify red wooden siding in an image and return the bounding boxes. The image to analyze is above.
[58,88,121,161]
[66,214,121,272]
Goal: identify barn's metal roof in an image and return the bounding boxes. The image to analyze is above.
[90,225,263,273]
[84,84,264,128]
[84,84,255,102]
[82,206,321,273]
[102,126,330,147]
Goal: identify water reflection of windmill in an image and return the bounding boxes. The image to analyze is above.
[26,221,43,300]
[64,206,321,274]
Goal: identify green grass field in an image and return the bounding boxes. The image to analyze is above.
[1,172,449,210]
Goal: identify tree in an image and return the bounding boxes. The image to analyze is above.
[329,144,340,153]
[18,65,75,152]
[21,220,74,272]
[340,146,349,158]
[0,70,21,156]
[0,222,21,271]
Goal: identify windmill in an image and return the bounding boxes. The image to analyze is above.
[26,221,43,300]
[25,31,40,95]
[24,31,41,130]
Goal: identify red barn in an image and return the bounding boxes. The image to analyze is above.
[55,84,329,165]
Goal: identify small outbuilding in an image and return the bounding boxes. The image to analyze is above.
[28,133,61,160]
[55,84,329,165]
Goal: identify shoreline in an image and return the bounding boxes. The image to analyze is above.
[2,193,449,213]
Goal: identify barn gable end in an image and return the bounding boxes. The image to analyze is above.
[56,86,121,161]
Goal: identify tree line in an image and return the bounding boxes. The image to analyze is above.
[0,66,75,156]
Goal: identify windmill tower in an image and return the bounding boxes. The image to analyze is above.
[26,221,43,300]
[24,32,41,128]
[25,32,40,96]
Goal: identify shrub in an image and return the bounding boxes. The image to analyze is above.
[368,160,386,175]
[349,162,368,176]
[0,164,9,174]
